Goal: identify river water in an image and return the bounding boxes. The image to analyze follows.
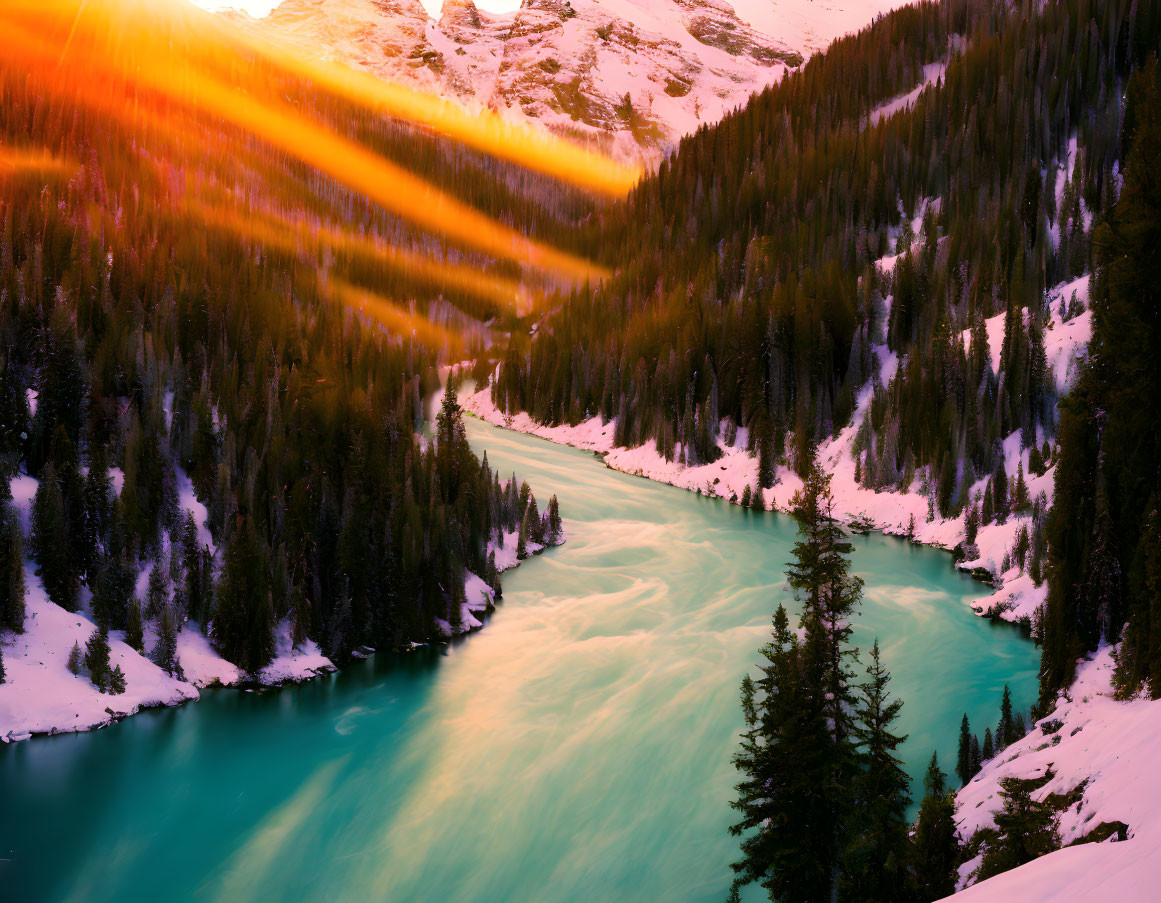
[0,416,1038,902]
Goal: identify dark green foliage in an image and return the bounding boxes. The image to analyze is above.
[0,501,25,632]
[125,599,144,653]
[92,551,134,632]
[0,42,566,664]
[146,560,169,620]
[731,458,886,901]
[545,495,563,545]
[0,642,5,684]
[212,516,274,674]
[977,777,1059,880]
[982,727,995,762]
[107,663,126,695]
[31,464,78,611]
[787,458,863,741]
[998,684,1015,748]
[842,641,913,903]
[729,606,840,903]
[913,754,959,902]
[84,626,111,692]
[153,605,178,676]
[67,640,83,676]
[489,0,1145,526]
[1049,60,1161,701]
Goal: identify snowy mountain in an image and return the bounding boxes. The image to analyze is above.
[224,0,903,163]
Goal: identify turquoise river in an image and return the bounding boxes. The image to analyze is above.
[0,416,1039,902]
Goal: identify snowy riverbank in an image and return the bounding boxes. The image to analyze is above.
[460,273,1091,632]
[949,645,1160,901]
[461,384,1044,628]
[0,473,550,743]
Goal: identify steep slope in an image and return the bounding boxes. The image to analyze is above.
[228,0,816,161]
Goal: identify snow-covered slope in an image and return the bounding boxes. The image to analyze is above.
[224,0,909,163]
[949,647,1159,902]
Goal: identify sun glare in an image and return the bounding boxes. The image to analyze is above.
[188,1,283,17]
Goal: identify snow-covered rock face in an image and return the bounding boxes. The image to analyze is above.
[226,0,807,162]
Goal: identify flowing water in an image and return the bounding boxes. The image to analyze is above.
[0,417,1039,903]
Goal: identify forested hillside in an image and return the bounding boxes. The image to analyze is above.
[0,0,584,717]
[489,0,1158,625]
[496,0,1149,492]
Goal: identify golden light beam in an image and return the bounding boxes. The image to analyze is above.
[324,277,462,352]
[1,2,611,284]
[186,197,529,315]
[215,25,641,198]
[0,147,77,178]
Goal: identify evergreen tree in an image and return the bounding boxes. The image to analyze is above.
[146,558,169,619]
[998,684,1015,749]
[842,640,912,903]
[982,727,995,762]
[67,639,83,676]
[84,626,111,692]
[92,553,133,632]
[0,501,25,632]
[153,604,178,676]
[125,598,144,652]
[31,463,78,611]
[957,715,973,788]
[107,663,126,695]
[212,516,274,673]
[977,777,1058,880]
[516,506,530,561]
[729,606,837,903]
[786,455,863,741]
[912,753,959,902]
[545,495,563,545]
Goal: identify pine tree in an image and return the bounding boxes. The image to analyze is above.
[67,640,84,676]
[786,455,863,741]
[545,495,563,545]
[92,553,132,631]
[31,463,78,611]
[153,604,178,675]
[1012,463,1030,513]
[912,753,959,902]
[740,485,752,508]
[982,727,995,762]
[729,606,838,902]
[516,506,530,561]
[969,734,982,778]
[957,714,973,786]
[998,684,1015,748]
[84,626,111,692]
[978,777,1058,880]
[756,412,776,489]
[0,501,25,632]
[842,640,912,902]
[146,558,169,619]
[125,598,144,652]
[107,663,126,695]
[212,516,274,673]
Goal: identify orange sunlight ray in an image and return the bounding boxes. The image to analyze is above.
[1,2,610,284]
[186,197,530,315]
[324,277,462,352]
[0,147,77,178]
[215,26,642,198]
